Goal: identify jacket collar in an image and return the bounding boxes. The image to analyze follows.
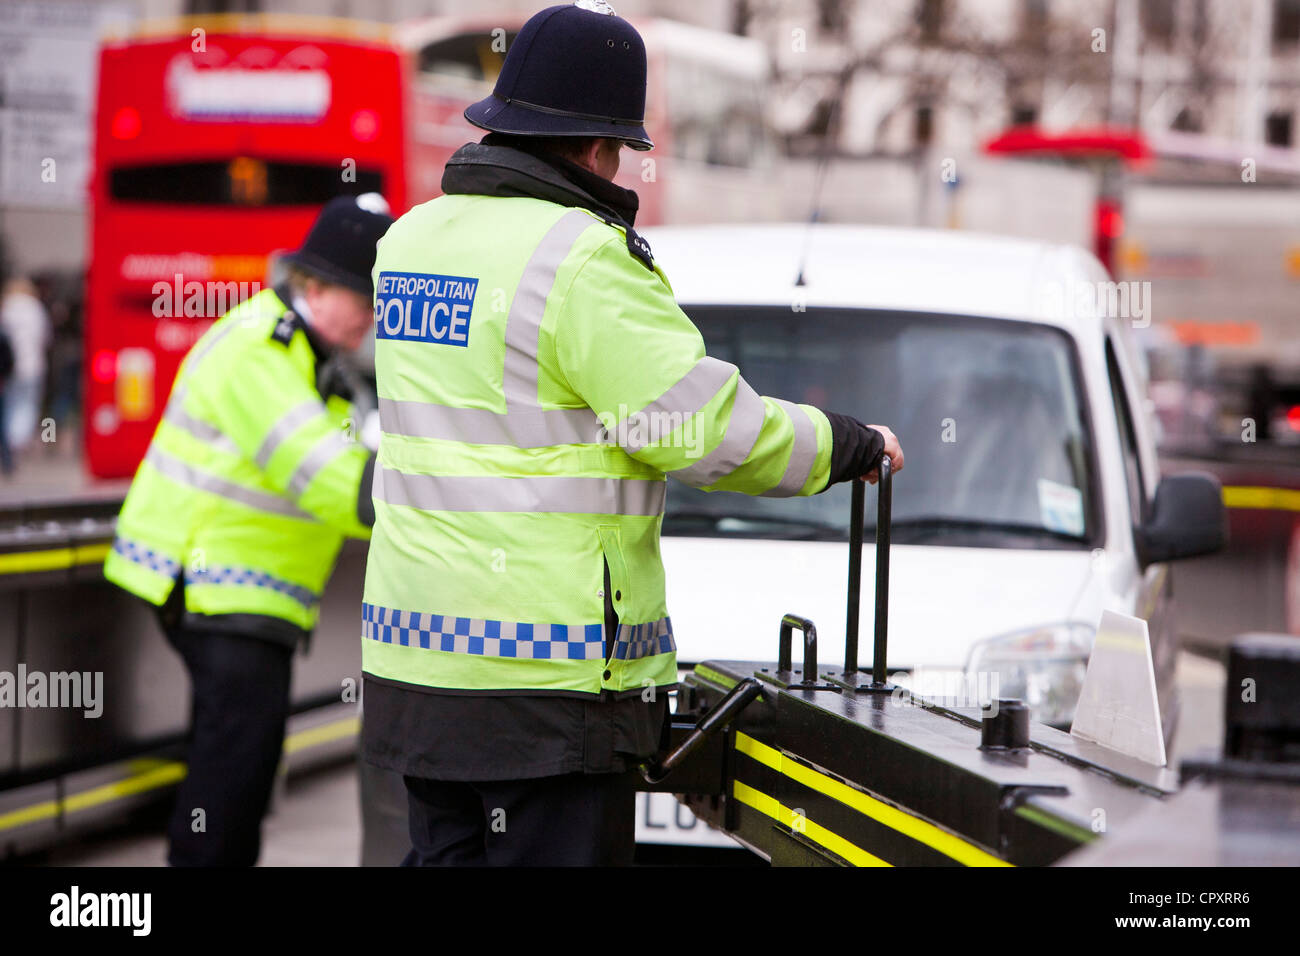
[272,282,332,366]
[441,134,653,269]
[271,284,354,404]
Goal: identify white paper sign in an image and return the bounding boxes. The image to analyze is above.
[1037,478,1085,536]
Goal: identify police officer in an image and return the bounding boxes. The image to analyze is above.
[105,194,395,866]
[361,2,903,866]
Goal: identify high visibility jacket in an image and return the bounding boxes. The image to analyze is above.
[104,287,374,636]
[362,197,833,698]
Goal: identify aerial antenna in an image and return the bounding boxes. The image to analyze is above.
[794,67,849,288]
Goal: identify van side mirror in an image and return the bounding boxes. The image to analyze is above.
[1135,473,1227,567]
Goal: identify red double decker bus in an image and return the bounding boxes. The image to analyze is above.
[86,14,772,477]
[86,16,407,477]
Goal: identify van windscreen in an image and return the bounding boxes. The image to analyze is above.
[661,306,1098,549]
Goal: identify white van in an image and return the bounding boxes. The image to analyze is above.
[635,224,1225,849]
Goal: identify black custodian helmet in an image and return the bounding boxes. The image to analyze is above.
[281,193,394,298]
[464,2,654,150]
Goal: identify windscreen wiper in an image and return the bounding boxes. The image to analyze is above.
[663,510,846,540]
[866,515,1086,545]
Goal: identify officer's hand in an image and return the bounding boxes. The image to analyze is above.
[820,411,896,490]
[863,424,903,485]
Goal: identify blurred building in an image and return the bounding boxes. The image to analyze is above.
[54,0,1300,162]
[176,0,1300,159]
[82,0,1300,157]
[735,0,1300,159]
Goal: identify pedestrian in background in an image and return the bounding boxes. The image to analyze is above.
[0,316,14,476]
[35,270,85,448]
[1,276,51,456]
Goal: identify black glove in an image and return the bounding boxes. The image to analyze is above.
[818,410,885,491]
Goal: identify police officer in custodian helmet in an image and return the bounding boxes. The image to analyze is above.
[361,2,904,865]
[106,195,394,865]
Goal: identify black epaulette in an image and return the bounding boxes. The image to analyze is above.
[269,309,301,346]
[625,227,654,271]
[593,214,654,271]
[270,282,305,346]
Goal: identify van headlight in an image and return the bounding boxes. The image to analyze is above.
[964,623,1095,728]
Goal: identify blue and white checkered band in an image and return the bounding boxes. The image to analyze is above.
[611,617,675,660]
[361,604,674,662]
[187,564,319,608]
[111,536,181,578]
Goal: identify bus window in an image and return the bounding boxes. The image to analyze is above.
[664,54,769,168]
[109,160,383,206]
[416,32,516,83]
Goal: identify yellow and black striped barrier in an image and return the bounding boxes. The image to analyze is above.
[666,660,1175,867]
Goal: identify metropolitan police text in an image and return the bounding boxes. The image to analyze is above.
[375,271,479,347]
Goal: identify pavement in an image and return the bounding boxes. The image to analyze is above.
[0,429,126,504]
[41,761,361,867]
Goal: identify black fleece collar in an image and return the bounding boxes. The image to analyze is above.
[271,282,355,402]
[440,134,654,270]
[272,281,331,363]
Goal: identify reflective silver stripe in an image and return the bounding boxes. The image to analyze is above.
[253,400,327,469]
[164,404,239,455]
[502,210,601,408]
[287,430,354,496]
[159,317,247,452]
[374,465,666,516]
[760,399,818,497]
[670,378,766,488]
[378,397,604,448]
[182,315,244,381]
[377,210,602,450]
[614,356,737,454]
[146,446,313,520]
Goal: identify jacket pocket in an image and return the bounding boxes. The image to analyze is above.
[597,525,629,666]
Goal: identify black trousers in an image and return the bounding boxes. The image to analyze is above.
[401,771,638,866]
[164,625,294,866]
